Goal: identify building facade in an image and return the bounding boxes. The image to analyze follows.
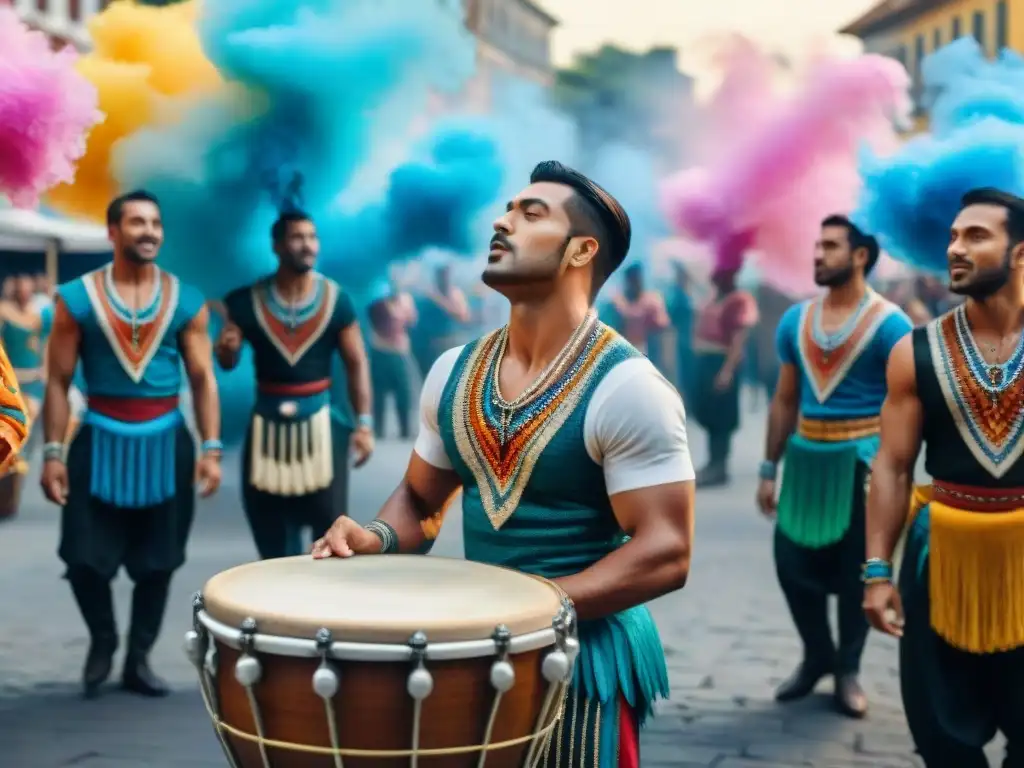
[2,0,109,49]
[459,0,558,111]
[840,0,1018,126]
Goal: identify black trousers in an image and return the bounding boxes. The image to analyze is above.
[900,527,1024,767]
[370,348,413,439]
[58,423,195,655]
[773,464,869,676]
[242,421,351,560]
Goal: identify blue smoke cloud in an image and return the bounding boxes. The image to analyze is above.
[854,37,1024,274]
[109,0,503,444]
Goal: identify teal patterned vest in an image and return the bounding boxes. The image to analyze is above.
[437,318,670,767]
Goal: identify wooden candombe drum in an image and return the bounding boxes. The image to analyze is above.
[184,556,578,768]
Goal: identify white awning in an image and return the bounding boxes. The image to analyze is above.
[0,207,109,253]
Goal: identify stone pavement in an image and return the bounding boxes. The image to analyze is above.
[0,405,1005,767]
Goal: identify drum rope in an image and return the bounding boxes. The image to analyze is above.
[410,700,424,768]
[197,690,563,759]
[475,691,504,768]
[525,679,566,767]
[196,650,242,768]
[244,687,273,768]
[322,698,345,768]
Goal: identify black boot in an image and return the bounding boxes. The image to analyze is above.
[775,660,832,702]
[68,569,118,699]
[122,575,171,697]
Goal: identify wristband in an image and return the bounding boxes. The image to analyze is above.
[201,438,224,455]
[364,519,398,554]
[42,442,65,463]
[356,413,374,431]
[862,558,893,584]
[758,460,778,481]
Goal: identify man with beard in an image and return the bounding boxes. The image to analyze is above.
[865,189,1024,766]
[311,161,696,767]
[216,210,374,559]
[757,214,910,718]
[40,190,222,699]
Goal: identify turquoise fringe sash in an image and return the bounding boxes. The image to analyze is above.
[84,409,181,508]
[541,605,669,768]
[777,435,860,548]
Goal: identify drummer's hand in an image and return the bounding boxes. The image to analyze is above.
[312,516,382,559]
[351,426,374,468]
[40,458,68,506]
[196,453,222,498]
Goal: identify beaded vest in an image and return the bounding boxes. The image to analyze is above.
[913,307,1024,486]
[437,313,639,577]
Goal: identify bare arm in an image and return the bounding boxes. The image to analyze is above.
[650,293,671,330]
[42,298,81,444]
[720,327,750,380]
[866,336,922,562]
[765,363,800,463]
[180,305,220,442]
[436,288,471,324]
[338,323,372,420]
[556,480,693,620]
[376,454,462,552]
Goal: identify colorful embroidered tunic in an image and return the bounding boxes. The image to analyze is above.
[223,273,356,498]
[1,303,53,402]
[414,312,695,768]
[774,290,910,547]
[0,342,30,474]
[904,306,1024,654]
[56,264,205,508]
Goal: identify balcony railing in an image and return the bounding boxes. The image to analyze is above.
[12,0,103,50]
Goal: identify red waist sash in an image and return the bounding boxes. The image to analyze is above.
[257,379,331,397]
[88,395,179,423]
[932,481,1024,513]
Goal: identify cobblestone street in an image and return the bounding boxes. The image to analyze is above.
[0,408,1003,766]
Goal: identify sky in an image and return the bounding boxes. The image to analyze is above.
[537,0,878,74]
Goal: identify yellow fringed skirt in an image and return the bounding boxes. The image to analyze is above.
[911,482,1024,654]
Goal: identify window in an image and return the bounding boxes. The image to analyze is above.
[973,10,985,48]
[996,1,1008,50]
[69,0,80,21]
[914,33,924,75]
[36,0,47,12]
[952,16,962,39]
[933,28,941,50]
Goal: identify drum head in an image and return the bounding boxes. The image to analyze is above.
[201,555,564,644]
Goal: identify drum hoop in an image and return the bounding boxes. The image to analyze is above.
[197,610,557,660]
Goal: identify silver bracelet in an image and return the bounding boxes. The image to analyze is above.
[42,442,65,463]
[364,519,398,554]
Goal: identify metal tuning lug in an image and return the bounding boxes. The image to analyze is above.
[183,591,207,666]
[406,631,434,701]
[312,627,340,699]
[542,613,571,684]
[234,617,262,688]
[489,625,516,693]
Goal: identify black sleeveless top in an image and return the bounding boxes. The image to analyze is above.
[912,308,1024,487]
[223,273,356,385]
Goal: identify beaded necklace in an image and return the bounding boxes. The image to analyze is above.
[489,310,598,444]
[953,303,1024,394]
[811,289,873,354]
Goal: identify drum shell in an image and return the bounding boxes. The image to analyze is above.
[212,639,553,768]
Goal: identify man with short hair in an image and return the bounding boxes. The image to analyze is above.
[41,190,222,699]
[216,210,374,560]
[758,214,911,718]
[313,161,696,766]
[865,188,1024,766]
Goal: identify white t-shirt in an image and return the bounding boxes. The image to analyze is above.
[414,346,695,495]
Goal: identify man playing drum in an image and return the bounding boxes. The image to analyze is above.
[313,161,696,767]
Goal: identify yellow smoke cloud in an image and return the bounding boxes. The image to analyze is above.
[46,0,220,222]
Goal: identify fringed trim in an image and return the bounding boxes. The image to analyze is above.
[776,435,861,548]
[248,404,333,496]
[572,606,669,728]
[929,501,1024,653]
[84,409,181,508]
